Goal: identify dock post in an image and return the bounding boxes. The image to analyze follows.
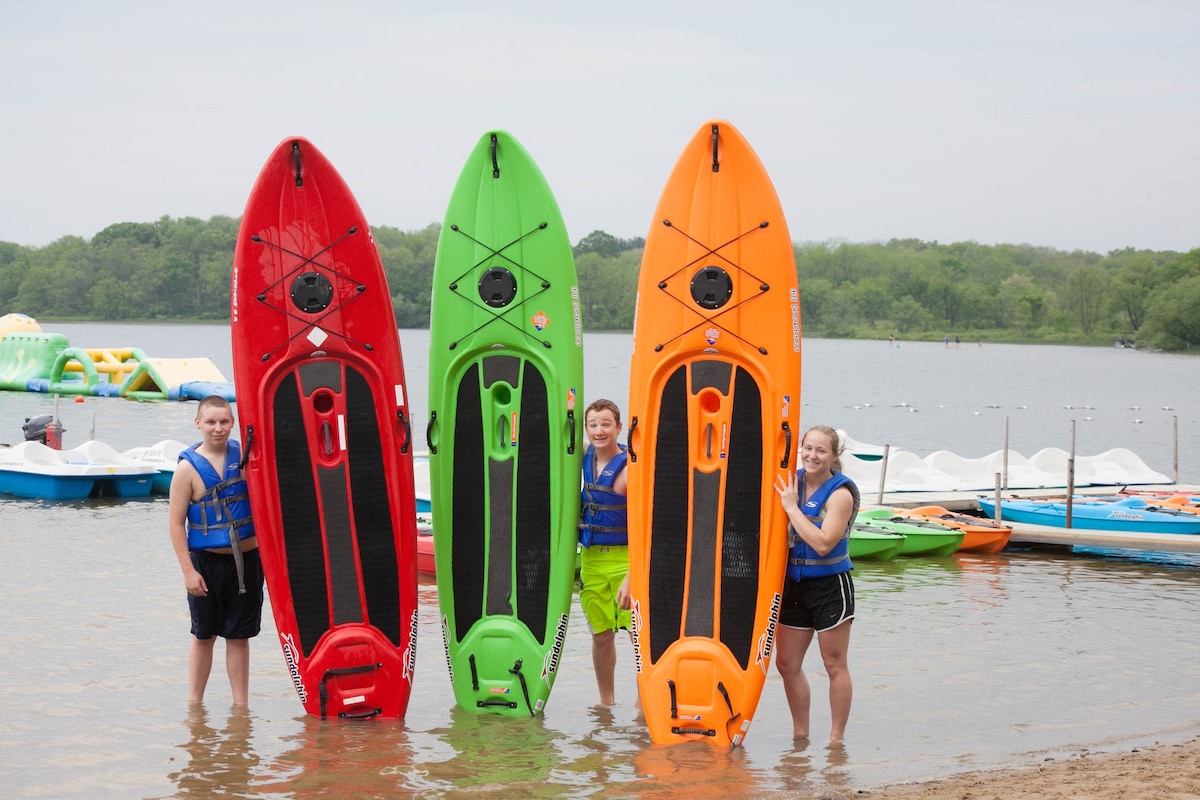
[1066,420,1076,528]
[876,444,890,505]
[1174,415,1179,484]
[993,473,1002,525]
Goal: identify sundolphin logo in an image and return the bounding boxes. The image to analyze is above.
[440,615,454,682]
[754,592,783,675]
[280,632,308,702]
[402,608,419,681]
[541,613,570,683]
[630,599,644,674]
[789,287,800,352]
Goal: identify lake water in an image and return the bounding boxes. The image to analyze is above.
[1,324,1199,799]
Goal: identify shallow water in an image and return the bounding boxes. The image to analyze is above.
[1,327,1198,798]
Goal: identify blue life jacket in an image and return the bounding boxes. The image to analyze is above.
[786,470,860,581]
[181,441,255,551]
[579,444,628,548]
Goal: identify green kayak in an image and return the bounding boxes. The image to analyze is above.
[855,508,964,557]
[849,526,905,561]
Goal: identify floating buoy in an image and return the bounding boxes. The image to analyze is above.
[73,396,84,404]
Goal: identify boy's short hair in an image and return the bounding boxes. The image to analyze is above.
[584,398,621,425]
[196,395,233,419]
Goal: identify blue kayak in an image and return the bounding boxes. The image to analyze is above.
[976,496,1200,534]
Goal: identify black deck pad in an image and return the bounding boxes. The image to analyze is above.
[344,366,402,646]
[719,366,763,669]
[273,370,331,657]
[648,366,689,663]
[451,363,486,641]
[513,360,551,644]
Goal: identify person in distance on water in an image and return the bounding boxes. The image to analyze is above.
[773,424,860,745]
[168,395,264,708]
[577,398,633,706]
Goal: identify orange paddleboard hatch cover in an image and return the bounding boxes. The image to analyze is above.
[627,120,801,747]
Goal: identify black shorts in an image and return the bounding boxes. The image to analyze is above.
[779,571,855,632]
[188,547,265,640]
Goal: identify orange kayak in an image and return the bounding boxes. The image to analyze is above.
[627,120,801,747]
[902,505,1012,554]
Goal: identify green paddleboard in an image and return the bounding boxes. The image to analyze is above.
[427,130,584,715]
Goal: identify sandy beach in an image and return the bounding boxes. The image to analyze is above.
[868,735,1200,799]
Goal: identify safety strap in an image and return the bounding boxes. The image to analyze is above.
[194,473,251,593]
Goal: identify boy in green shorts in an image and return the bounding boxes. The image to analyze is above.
[578,398,632,705]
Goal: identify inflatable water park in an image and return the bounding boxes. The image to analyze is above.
[0,313,234,402]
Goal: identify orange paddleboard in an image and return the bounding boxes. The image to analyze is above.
[626,120,801,746]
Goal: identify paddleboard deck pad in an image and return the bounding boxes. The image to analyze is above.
[626,120,801,746]
[231,137,419,719]
[428,130,583,715]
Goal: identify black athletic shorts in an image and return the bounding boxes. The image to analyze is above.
[188,547,265,640]
[779,571,855,632]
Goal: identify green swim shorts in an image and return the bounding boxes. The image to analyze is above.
[579,544,631,635]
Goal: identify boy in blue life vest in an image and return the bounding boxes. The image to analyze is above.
[168,395,263,707]
[578,398,632,706]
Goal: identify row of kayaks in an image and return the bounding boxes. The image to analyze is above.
[414,503,1004,576]
[416,504,1015,577]
[850,506,1012,561]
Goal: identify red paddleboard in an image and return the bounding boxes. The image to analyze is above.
[231,137,418,719]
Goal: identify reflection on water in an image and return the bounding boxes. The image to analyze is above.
[621,741,763,799]
[170,707,259,798]
[417,706,565,794]
[253,714,417,797]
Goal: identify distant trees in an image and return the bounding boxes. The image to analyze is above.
[0,216,1196,351]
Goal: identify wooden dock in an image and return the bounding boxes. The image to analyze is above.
[1001,521,1200,554]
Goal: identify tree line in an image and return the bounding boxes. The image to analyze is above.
[1,216,1197,351]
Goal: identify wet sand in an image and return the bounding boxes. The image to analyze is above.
[869,735,1200,799]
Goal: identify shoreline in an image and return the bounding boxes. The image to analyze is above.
[866,734,1200,799]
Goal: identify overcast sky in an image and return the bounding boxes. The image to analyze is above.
[2,1,1196,254]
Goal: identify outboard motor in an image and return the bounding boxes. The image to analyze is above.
[23,414,64,449]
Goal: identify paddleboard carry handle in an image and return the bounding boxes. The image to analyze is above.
[780,421,792,469]
[426,411,438,455]
[396,408,412,454]
[626,417,638,463]
[566,408,576,455]
[238,426,254,470]
[292,141,303,186]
